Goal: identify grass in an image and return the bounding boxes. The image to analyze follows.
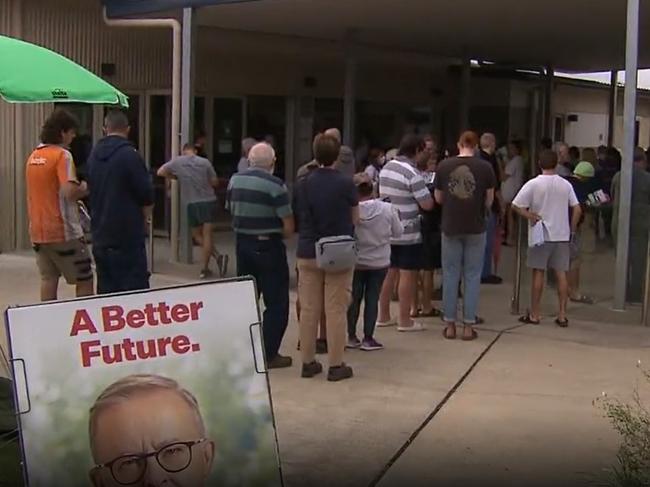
[595,368,650,486]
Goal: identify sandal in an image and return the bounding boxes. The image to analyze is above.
[410,309,421,318]
[443,324,457,340]
[570,295,594,305]
[555,318,569,328]
[420,308,441,318]
[519,314,541,325]
[461,327,478,341]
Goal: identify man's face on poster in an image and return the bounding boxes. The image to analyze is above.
[90,390,215,487]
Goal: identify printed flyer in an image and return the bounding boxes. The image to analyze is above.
[5,278,282,487]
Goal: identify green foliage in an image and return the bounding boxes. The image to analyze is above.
[595,368,650,487]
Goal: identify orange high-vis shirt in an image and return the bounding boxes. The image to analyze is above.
[26,144,83,244]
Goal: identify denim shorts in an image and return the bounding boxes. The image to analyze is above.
[390,244,424,271]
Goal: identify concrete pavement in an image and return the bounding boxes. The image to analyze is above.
[0,233,648,486]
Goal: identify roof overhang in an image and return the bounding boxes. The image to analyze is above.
[103,0,650,72]
[102,0,251,17]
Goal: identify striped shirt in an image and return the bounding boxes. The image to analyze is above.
[379,156,432,245]
[226,168,292,235]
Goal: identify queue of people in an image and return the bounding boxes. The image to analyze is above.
[26,109,155,301]
[26,107,650,384]
[25,108,227,301]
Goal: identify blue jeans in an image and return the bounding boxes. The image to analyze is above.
[236,235,290,360]
[442,233,486,324]
[482,213,497,278]
[93,244,150,295]
[347,268,388,339]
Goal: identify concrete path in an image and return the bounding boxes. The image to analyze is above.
[0,234,648,486]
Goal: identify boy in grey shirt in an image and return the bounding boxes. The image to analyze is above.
[158,144,227,278]
[347,173,403,351]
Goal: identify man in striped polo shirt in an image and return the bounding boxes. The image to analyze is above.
[226,143,295,369]
[378,134,434,331]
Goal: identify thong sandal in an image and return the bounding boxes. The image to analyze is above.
[570,295,594,305]
[443,324,457,340]
[462,327,478,341]
[519,314,541,325]
[420,308,441,318]
[555,318,569,328]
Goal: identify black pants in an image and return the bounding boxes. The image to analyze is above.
[347,268,388,339]
[236,235,290,360]
[93,244,149,295]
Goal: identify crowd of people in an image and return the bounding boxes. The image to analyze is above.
[25,107,650,384]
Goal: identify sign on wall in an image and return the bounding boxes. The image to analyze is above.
[5,279,283,487]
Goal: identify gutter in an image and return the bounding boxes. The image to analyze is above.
[102,7,182,261]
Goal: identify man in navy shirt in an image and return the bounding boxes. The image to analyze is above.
[87,110,154,294]
[295,134,359,382]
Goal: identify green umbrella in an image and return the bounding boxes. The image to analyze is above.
[0,35,128,107]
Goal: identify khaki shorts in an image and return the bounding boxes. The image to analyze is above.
[34,240,93,285]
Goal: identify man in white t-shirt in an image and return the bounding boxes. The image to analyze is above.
[512,149,582,327]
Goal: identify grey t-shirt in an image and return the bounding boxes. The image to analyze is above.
[160,155,217,204]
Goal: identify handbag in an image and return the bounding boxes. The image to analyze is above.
[315,235,357,272]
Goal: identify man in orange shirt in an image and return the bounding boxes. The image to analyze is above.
[26,109,94,301]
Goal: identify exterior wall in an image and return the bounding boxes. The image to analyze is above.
[22,0,171,91]
[552,81,650,149]
[1,0,19,251]
[0,0,173,251]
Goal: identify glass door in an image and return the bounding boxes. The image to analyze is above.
[149,95,172,235]
[212,97,243,178]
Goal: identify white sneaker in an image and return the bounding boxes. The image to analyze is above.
[376,319,396,328]
[397,322,426,332]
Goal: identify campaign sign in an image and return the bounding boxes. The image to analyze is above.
[5,278,283,487]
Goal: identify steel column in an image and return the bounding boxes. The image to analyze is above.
[613,0,639,310]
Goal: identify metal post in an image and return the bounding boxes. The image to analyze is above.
[528,88,541,177]
[511,216,524,315]
[179,7,196,264]
[343,49,356,147]
[642,229,650,325]
[147,217,155,274]
[544,66,554,140]
[613,0,639,311]
[608,70,619,147]
[459,55,471,132]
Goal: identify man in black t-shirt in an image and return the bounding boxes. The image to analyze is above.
[479,133,503,284]
[434,131,496,341]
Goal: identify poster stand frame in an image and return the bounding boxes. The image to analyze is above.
[4,276,284,487]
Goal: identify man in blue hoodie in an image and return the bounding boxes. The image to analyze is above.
[87,110,154,294]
